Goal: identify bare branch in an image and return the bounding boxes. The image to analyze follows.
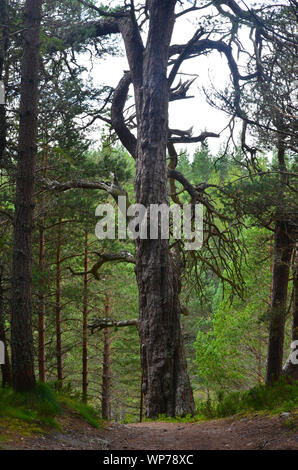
[111,72,138,159]
[90,251,135,280]
[77,0,128,18]
[89,318,138,333]
[169,131,219,144]
[41,174,129,204]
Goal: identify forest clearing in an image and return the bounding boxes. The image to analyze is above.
[0,0,297,454]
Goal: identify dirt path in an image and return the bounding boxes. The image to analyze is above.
[1,412,297,450]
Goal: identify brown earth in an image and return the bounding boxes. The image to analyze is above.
[1,409,297,450]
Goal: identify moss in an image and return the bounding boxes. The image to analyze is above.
[0,416,47,445]
[0,383,61,429]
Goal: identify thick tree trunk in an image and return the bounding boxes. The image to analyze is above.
[282,242,298,380]
[56,217,63,389]
[111,0,194,417]
[82,231,89,403]
[101,294,112,420]
[0,265,11,386]
[11,0,42,392]
[134,1,195,417]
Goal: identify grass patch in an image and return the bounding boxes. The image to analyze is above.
[58,395,102,428]
[196,379,298,419]
[144,413,205,424]
[0,382,102,441]
[0,382,61,428]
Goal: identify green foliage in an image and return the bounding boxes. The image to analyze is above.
[191,143,213,181]
[121,413,137,424]
[196,380,298,419]
[194,227,272,394]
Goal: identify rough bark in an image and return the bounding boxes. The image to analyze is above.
[282,242,298,380]
[82,231,89,403]
[101,295,112,421]
[131,1,195,418]
[11,0,42,392]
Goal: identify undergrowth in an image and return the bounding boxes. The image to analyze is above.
[143,380,298,423]
[0,382,102,430]
[59,394,102,428]
[196,379,298,419]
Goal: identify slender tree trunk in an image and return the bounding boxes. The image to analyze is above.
[292,244,298,343]
[257,325,262,384]
[82,231,89,403]
[0,265,11,386]
[38,225,46,382]
[139,371,144,423]
[0,0,8,164]
[266,133,294,385]
[266,221,293,385]
[269,237,273,301]
[134,1,195,417]
[102,294,112,420]
[38,151,48,382]
[11,0,42,392]
[283,242,298,380]
[56,217,63,389]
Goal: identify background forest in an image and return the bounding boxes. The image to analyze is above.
[0,0,297,424]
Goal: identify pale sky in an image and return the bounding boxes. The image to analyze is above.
[81,0,270,156]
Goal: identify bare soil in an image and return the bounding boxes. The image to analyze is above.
[1,409,297,450]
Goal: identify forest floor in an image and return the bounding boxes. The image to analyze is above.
[1,407,297,450]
